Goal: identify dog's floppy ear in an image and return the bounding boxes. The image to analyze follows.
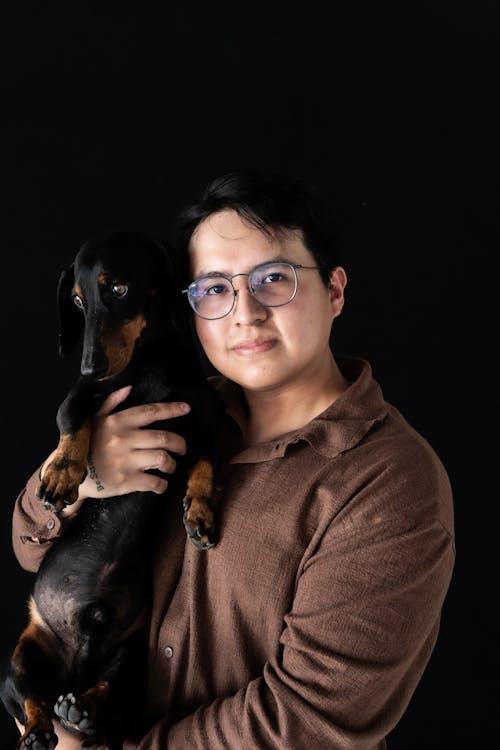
[57,264,83,355]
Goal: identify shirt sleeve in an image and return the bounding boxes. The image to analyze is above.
[130,458,455,749]
[12,465,64,572]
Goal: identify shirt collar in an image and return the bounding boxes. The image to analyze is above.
[209,355,391,464]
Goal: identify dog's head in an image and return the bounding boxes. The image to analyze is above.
[57,231,187,379]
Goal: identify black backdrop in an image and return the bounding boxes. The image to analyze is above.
[0,2,496,747]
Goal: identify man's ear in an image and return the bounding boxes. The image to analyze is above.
[328,266,347,317]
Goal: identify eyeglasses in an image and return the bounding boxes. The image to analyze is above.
[182,261,330,320]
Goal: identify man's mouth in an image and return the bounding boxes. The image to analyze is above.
[231,338,277,355]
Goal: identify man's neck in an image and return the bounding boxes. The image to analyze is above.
[243,356,349,445]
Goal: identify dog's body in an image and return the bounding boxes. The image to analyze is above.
[1,231,222,749]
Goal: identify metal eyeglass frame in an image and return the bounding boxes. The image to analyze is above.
[182,261,330,320]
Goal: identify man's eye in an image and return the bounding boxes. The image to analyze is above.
[206,284,229,296]
[262,272,284,283]
[111,283,128,298]
[72,294,84,309]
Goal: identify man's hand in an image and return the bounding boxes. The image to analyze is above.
[39,386,191,518]
[80,387,190,499]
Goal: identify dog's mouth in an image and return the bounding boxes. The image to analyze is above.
[83,316,147,381]
[94,373,116,382]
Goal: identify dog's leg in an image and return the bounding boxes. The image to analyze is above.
[182,456,216,549]
[18,698,57,750]
[5,617,60,750]
[37,378,99,512]
[38,424,91,512]
[54,634,144,748]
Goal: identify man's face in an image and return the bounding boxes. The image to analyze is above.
[189,209,346,394]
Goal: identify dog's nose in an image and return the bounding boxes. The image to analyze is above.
[81,346,108,379]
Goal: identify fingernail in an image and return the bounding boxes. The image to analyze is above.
[179,402,191,413]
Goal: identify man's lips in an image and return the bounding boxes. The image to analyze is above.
[231,338,277,355]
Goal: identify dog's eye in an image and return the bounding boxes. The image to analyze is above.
[111,283,128,299]
[72,294,84,310]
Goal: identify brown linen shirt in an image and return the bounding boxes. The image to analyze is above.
[12,356,455,749]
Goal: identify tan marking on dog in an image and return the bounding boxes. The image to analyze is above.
[183,458,216,545]
[28,597,52,633]
[82,680,111,706]
[13,600,60,672]
[186,457,214,500]
[56,428,91,462]
[22,696,54,739]
[103,313,147,377]
[40,425,91,509]
[185,497,214,525]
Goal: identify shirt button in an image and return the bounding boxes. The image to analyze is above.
[164,646,174,659]
[46,518,55,530]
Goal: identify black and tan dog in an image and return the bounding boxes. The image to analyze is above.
[1,231,222,749]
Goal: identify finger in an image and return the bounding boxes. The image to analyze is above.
[97,385,133,416]
[111,401,191,428]
[129,449,178,475]
[128,429,187,455]
[136,472,169,495]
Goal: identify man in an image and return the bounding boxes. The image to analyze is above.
[13,169,455,748]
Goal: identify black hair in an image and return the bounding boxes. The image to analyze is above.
[174,169,338,287]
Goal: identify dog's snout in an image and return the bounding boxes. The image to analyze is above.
[81,339,108,379]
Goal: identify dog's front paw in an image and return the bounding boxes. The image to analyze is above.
[19,727,57,750]
[54,693,96,736]
[183,496,216,550]
[182,457,216,550]
[37,459,87,513]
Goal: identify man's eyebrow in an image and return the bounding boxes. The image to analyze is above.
[195,269,231,278]
[194,256,290,279]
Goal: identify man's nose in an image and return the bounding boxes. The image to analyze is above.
[232,279,268,324]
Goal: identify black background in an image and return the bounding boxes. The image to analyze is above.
[0,2,496,747]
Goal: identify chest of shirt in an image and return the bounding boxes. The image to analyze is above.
[162,446,348,635]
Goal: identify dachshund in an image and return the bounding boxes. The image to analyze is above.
[0,230,223,749]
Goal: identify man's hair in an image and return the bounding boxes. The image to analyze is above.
[174,169,338,286]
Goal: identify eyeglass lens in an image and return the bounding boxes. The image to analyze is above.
[188,262,298,319]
